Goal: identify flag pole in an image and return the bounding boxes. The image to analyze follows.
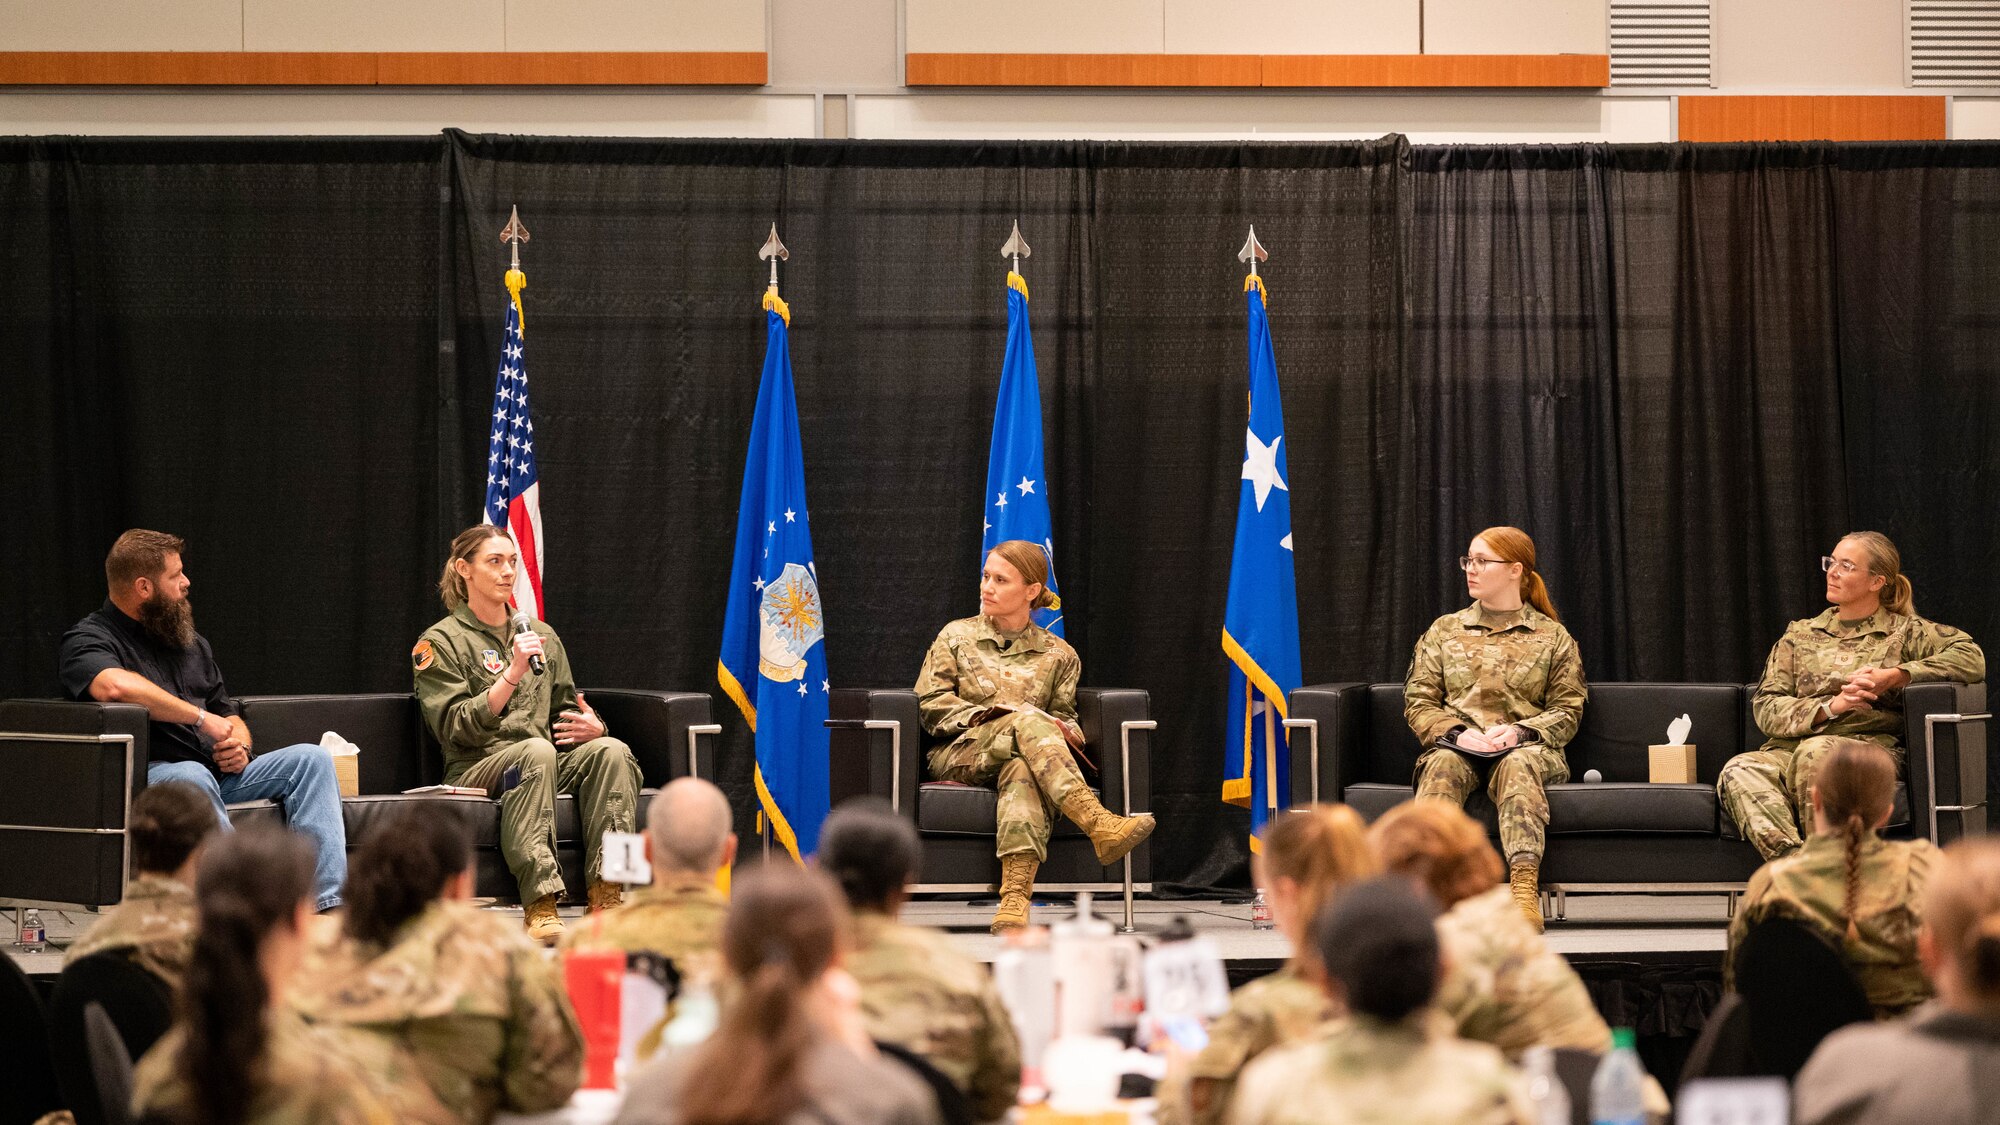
[756,221,790,863]
[1238,225,1277,814]
[760,222,789,298]
[1000,219,1031,277]
[501,205,531,330]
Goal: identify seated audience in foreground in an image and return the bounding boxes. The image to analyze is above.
[1229,877,1533,1125]
[131,828,453,1125]
[67,780,219,992]
[817,798,1022,1121]
[1160,804,1379,1125]
[562,777,735,984]
[1369,800,1612,1056]
[612,865,940,1125]
[1725,737,1936,1018]
[1794,837,2000,1125]
[291,806,583,1124]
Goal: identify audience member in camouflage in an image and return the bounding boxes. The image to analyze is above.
[848,909,1021,1121]
[915,541,1154,932]
[560,779,736,986]
[295,899,583,1122]
[1725,738,1938,1017]
[1162,966,1336,1125]
[68,779,219,994]
[69,873,199,992]
[1161,805,1376,1125]
[1435,884,1612,1053]
[818,798,1021,1121]
[1231,878,1534,1125]
[133,1007,455,1125]
[1404,602,1587,866]
[1722,533,1984,860]
[416,526,644,941]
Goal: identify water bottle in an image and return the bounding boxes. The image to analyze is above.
[1249,889,1275,930]
[1524,1045,1570,1125]
[18,909,47,953]
[1589,1027,1645,1125]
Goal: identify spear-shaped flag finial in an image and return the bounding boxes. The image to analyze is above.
[500,205,530,271]
[1237,224,1268,278]
[1000,220,1031,276]
[759,223,789,293]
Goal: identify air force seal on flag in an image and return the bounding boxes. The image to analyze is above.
[757,562,824,683]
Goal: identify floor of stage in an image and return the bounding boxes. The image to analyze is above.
[6,892,1728,978]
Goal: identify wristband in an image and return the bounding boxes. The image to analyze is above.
[194,708,209,729]
[502,672,523,688]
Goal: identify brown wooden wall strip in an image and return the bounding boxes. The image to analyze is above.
[0,51,766,87]
[1678,96,1947,142]
[906,52,1608,88]
[1262,53,1608,88]
[374,51,766,86]
[906,53,1262,87]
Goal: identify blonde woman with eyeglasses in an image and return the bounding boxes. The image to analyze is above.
[1403,527,1587,931]
[1720,531,1984,863]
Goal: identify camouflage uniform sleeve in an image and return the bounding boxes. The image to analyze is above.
[1752,628,1824,740]
[415,628,506,749]
[501,941,586,1112]
[1049,647,1082,731]
[1516,629,1586,750]
[968,975,1024,1122]
[1404,621,1460,745]
[915,632,982,738]
[1898,619,1985,685]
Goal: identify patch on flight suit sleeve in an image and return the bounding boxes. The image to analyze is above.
[412,638,435,671]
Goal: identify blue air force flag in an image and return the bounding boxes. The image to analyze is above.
[981,272,1063,635]
[1221,274,1303,849]
[718,290,831,863]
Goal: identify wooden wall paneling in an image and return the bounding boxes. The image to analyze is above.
[904,52,1262,87]
[1677,95,1948,141]
[0,50,767,86]
[1261,53,1609,87]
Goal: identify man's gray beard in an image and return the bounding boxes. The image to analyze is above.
[138,592,196,649]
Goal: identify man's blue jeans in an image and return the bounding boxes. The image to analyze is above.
[147,743,347,911]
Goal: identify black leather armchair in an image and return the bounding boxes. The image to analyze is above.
[827,687,1153,912]
[0,689,719,906]
[1286,680,1986,912]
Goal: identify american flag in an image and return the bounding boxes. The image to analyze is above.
[483,293,546,619]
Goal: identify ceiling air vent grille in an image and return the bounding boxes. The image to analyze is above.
[1912,1,2000,86]
[1610,0,1712,87]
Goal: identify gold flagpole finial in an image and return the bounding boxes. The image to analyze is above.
[500,205,531,271]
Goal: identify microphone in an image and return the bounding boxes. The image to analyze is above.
[509,611,546,677]
[1583,769,1603,784]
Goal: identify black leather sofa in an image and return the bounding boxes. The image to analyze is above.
[0,689,716,907]
[827,687,1153,920]
[1284,681,1987,915]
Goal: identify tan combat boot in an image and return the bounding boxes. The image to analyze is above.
[991,855,1038,934]
[524,894,567,945]
[1056,788,1157,867]
[588,880,624,913]
[1510,861,1544,933]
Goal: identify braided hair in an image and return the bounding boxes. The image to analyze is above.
[1812,739,1897,944]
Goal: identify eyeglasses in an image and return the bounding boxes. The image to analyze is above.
[1457,556,1509,574]
[1821,556,1870,577]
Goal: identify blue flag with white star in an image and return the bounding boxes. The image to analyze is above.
[718,291,830,863]
[982,272,1063,634]
[1222,274,1302,850]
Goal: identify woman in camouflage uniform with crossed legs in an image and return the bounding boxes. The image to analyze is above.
[1403,527,1588,932]
[915,540,1154,933]
[1721,531,1984,863]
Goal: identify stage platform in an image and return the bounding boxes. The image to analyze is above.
[7,891,1727,978]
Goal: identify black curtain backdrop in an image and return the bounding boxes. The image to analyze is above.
[7,134,1998,890]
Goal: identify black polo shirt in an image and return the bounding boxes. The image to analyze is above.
[58,600,235,773]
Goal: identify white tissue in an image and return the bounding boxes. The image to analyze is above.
[1666,713,1692,747]
[319,730,359,756]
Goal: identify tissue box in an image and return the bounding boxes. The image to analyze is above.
[331,751,359,797]
[1648,744,1696,784]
